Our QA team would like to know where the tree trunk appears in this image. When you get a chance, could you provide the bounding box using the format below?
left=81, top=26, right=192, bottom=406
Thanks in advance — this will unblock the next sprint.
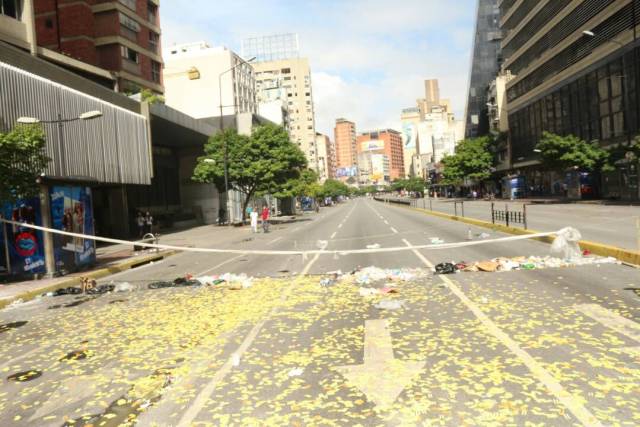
left=241, top=193, right=252, bottom=222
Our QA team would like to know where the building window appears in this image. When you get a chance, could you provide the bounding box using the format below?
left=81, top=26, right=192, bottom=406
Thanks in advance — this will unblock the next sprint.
left=45, top=18, right=53, bottom=28
left=0, top=0, right=20, bottom=19
left=151, top=61, right=161, bottom=83
left=281, top=68, right=291, bottom=74
left=149, top=31, right=159, bottom=53
left=119, top=12, right=140, bottom=41
left=119, top=0, right=136, bottom=10
left=121, top=45, right=139, bottom=63
left=148, top=2, right=158, bottom=24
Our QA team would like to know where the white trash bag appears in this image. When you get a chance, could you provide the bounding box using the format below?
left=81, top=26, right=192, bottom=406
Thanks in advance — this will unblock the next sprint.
left=551, top=227, right=582, bottom=260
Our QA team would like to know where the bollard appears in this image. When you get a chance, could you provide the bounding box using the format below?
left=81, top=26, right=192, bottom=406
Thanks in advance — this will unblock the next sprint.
left=454, top=202, right=458, bottom=217
left=505, top=203, right=510, bottom=227
left=491, top=202, right=495, bottom=224
left=523, top=204, right=528, bottom=230
left=461, top=201, right=465, bottom=218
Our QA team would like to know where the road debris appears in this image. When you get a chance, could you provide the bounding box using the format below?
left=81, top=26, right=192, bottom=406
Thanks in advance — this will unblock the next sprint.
left=441, top=255, right=619, bottom=274
left=374, top=299, right=406, bottom=310
left=288, top=367, right=305, bottom=377
left=366, top=243, right=381, bottom=249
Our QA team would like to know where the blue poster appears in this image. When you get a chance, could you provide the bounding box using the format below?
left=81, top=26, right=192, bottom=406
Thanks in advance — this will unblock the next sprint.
left=0, top=198, right=46, bottom=275
left=50, top=186, right=96, bottom=273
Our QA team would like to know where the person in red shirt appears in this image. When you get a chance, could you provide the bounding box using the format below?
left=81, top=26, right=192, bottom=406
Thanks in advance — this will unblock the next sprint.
left=261, top=206, right=270, bottom=233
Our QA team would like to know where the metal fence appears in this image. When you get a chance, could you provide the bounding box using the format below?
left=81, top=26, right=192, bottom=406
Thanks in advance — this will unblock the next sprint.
left=0, top=61, right=151, bottom=185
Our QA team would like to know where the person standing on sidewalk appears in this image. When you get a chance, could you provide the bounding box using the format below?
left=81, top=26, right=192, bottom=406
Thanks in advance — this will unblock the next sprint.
left=261, top=206, right=270, bottom=233
left=136, top=212, right=145, bottom=237
left=144, top=211, right=154, bottom=235
left=250, top=208, right=259, bottom=233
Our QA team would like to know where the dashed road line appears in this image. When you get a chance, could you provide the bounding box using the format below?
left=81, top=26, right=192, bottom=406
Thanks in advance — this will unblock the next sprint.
left=330, top=232, right=337, bottom=239
left=402, top=237, right=603, bottom=427
left=390, top=227, right=398, bottom=234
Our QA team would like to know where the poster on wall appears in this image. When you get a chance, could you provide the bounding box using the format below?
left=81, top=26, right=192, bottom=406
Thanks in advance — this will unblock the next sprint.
left=0, top=198, right=46, bottom=275
left=50, top=186, right=96, bottom=273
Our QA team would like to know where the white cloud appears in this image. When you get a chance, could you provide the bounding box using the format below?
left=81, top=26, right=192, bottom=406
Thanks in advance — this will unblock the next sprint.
left=160, top=0, right=476, bottom=137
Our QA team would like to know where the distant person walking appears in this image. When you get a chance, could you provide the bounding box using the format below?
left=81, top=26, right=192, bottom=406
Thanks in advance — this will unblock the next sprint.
left=136, top=212, right=145, bottom=237
left=250, top=208, right=259, bottom=233
left=261, top=206, right=270, bottom=233
left=144, top=211, right=153, bottom=235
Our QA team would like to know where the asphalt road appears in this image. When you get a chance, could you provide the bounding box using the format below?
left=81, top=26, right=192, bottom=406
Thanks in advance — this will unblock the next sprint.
left=414, top=198, right=640, bottom=251
left=0, top=198, right=639, bottom=426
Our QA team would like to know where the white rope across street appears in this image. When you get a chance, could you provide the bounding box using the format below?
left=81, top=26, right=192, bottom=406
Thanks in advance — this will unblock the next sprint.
left=0, top=218, right=564, bottom=257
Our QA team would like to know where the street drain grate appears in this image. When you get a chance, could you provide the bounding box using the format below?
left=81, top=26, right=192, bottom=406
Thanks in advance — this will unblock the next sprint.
left=0, top=321, right=27, bottom=333
left=7, top=370, right=42, bottom=382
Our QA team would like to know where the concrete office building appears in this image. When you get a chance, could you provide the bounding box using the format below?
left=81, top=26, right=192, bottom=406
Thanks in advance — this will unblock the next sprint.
left=502, top=0, right=640, bottom=200
left=243, top=34, right=318, bottom=172
left=418, top=79, right=442, bottom=119
left=357, top=129, right=404, bottom=181
left=334, top=118, right=358, bottom=181
left=487, top=71, right=515, bottom=172
left=464, top=0, right=502, bottom=138
left=163, top=42, right=256, bottom=120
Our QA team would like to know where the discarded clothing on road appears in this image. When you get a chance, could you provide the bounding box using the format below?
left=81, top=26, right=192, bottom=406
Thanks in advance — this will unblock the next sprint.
left=148, top=277, right=200, bottom=289
left=434, top=262, right=457, bottom=275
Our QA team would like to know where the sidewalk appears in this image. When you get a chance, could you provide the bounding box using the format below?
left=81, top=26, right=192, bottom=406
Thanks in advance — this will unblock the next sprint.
left=0, top=222, right=262, bottom=309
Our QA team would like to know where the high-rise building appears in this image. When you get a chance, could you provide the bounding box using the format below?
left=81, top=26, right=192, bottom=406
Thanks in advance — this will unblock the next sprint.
left=464, top=0, right=502, bottom=138
left=32, top=0, right=164, bottom=94
left=163, top=42, right=256, bottom=120
left=315, top=133, right=335, bottom=182
left=401, top=107, right=422, bottom=177
left=244, top=34, right=318, bottom=172
left=357, top=129, right=404, bottom=181
left=334, top=118, right=358, bottom=181
left=418, top=79, right=441, bottom=117
left=502, top=0, right=639, bottom=200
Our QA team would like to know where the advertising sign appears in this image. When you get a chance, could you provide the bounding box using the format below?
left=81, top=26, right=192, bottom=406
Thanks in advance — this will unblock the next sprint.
left=402, top=123, right=417, bottom=149
left=50, top=186, right=96, bottom=272
left=336, top=167, right=358, bottom=178
left=360, top=140, right=385, bottom=152
left=0, top=198, right=46, bottom=275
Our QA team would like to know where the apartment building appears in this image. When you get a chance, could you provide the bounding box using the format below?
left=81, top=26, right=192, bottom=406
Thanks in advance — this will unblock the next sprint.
left=30, top=0, right=163, bottom=93
left=334, top=118, right=358, bottom=180
left=243, top=34, right=318, bottom=172
left=357, top=129, right=405, bottom=181
left=502, top=0, right=640, bottom=200
left=315, top=133, right=335, bottom=182
left=163, top=42, right=256, bottom=120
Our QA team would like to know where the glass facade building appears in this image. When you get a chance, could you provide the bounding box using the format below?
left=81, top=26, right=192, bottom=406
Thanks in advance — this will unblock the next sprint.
left=504, top=0, right=640, bottom=200
left=464, top=0, right=502, bottom=138
left=241, top=33, right=299, bottom=63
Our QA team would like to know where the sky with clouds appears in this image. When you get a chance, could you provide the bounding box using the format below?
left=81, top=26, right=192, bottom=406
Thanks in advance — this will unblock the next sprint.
left=160, top=0, right=477, bottom=136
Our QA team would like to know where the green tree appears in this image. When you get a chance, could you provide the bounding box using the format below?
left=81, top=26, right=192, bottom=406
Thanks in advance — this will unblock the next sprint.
left=319, top=179, right=349, bottom=200
left=272, top=168, right=320, bottom=199
left=140, top=89, right=165, bottom=105
left=441, top=136, right=494, bottom=185
left=0, top=125, right=50, bottom=203
left=193, top=124, right=307, bottom=219
left=536, top=132, right=611, bottom=173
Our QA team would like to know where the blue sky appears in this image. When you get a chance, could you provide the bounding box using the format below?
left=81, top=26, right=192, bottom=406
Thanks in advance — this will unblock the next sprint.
left=160, top=0, right=477, bottom=135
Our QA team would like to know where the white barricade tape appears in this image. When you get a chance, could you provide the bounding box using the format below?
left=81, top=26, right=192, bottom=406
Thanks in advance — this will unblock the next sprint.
left=0, top=218, right=562, bottom=257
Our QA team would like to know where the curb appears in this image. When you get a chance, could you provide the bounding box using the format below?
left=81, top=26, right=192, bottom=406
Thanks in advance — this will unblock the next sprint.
left=0, top=250, right=179, bottom=310
left=386, top=201, right=640, bottom=266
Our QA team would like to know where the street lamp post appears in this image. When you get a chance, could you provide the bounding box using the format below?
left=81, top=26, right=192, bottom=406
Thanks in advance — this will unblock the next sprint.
left=217, top=56, right=255, bottom=225
left=15, top=110, right=103, bottom=278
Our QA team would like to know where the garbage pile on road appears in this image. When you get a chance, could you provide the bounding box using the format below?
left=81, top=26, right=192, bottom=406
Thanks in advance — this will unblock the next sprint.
left=194, top=273, right=254, bottom=290
left=321, top=266, right=428, bottom=287
left=435, top=254, right=619, bottom=274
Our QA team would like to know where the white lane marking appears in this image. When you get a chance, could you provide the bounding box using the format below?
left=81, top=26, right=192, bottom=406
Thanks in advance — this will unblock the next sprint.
left=267, top=236, right=283, bottom=246
left=338, top=224, right=343, bottom=229
left=575, top=304, right=640, bottom=343
left=178, top=202, right=355, bottom=425
left=178, top=241, right=325, bottom=427
left=383, top=220, right=389, bottom=225
left=402, top=238, right=603, bottom=427
left=390, top=227, right=398, bottom=234
left=331, top=232, right=337, bottom=239
left=194, top=254, right=247, bottom=277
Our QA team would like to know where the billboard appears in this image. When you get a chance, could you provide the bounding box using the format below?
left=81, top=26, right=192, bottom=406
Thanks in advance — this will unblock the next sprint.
left=336, top=166, right=358, bottom=177
left=360, top=140, right=385, bottom=152
left=0, top=198, right=46, bottom=275
left=402, top=123, right=418, bottom=149
left=50, top=186, right=96, bottom=272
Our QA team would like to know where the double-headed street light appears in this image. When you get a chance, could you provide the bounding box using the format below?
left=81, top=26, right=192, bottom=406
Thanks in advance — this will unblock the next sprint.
left=218, top=56, right=256, bottom=225
left=17, top=110, right=103, bottom=124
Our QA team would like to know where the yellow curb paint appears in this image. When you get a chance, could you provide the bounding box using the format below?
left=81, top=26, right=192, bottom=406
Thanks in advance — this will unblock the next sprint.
left=388, top=202, right=640, bottom=266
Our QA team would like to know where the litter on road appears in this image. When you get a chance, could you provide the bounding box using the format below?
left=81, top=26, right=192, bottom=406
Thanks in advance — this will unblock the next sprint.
left=436, top=255, right=619, bottom=274
left=374, top=299, right=406, bottom=310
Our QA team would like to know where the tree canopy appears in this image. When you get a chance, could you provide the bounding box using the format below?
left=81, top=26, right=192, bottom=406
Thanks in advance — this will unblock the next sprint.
left=193, top=124, right=307, bottom=217
left=536, top=132, right=611, bottom=173
left=318, top=179, right=350, bottom=199
left=0, top=125, right=50, bottom=204
left=390, top=177, right=426, bottom=196
left=441, top=136, right=494, bottom=185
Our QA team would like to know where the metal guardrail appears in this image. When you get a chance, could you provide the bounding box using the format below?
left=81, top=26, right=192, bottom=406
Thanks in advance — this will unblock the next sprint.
left=491, top=203, right=528, bottom=229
